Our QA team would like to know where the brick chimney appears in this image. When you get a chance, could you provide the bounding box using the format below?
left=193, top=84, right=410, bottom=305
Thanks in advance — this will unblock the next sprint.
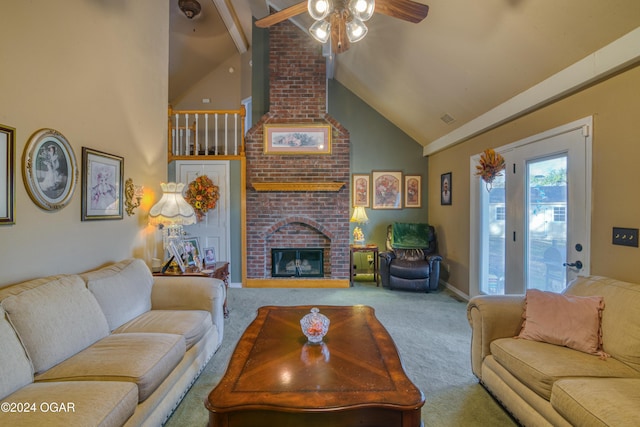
left=245, top=18, right=350, bottom=283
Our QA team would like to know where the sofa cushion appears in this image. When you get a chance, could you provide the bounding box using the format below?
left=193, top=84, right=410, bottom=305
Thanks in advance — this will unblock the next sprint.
left=1, top=275, right=110, bottom=374
left=491, top=337, right=640, bottom=400
left=0, top=381, right=137, bottom=427
left=552, top=378, right=640, bottom=427
left=0, top=306, right=33, bottom=400
left=518, top=289, right=604, bottom=355
left=113, top=310, right=212, bottom=349
left=82, top=258, right=154, bottom=331
left=35, top=332, right=185, bottom=402
left=565, top=276, right=640, bottom=371
left=389, top=258, right=430, bottom=279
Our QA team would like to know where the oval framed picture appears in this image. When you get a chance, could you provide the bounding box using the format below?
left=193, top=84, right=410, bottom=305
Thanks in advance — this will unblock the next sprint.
left=23, top=128, right=78, bottom=211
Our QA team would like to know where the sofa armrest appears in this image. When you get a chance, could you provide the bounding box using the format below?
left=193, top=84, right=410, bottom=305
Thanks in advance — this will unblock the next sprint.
left=467, top=295, right=526, bottom=379
left=151, top=276, right=226, bottom=343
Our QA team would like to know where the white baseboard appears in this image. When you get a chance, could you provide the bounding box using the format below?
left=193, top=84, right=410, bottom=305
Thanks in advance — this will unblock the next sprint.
left=441, top=280, right=469, bottom=302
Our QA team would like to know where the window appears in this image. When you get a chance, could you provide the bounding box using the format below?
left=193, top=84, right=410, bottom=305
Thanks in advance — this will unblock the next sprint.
left=496, top=206, right=505, bottom=221
left=553, top=206, right=566, bottom=222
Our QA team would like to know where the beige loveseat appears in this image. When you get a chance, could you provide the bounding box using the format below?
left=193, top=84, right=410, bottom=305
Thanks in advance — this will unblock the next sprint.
left=468, top=275, right=640, bottom=426
left=0, top=258, right=225, bottom=426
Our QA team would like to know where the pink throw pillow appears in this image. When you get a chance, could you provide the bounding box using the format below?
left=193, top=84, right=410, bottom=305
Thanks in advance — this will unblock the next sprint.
left=518, top=289, right=605, bottom=355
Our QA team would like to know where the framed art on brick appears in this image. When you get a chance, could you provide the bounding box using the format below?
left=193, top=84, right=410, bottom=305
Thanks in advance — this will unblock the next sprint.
left=264, top=124, right=331, bottom=155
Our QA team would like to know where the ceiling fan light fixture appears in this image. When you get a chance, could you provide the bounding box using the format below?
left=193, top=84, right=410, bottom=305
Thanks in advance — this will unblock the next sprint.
left=348, top=0, right=375, bottom=21
left=179, top=0, right=202, bottom=19
left=308, top=0, right=332, bottom=21
left=346, top=18, right=368, bottom=43
left=309, top=19, right=331, bottom=43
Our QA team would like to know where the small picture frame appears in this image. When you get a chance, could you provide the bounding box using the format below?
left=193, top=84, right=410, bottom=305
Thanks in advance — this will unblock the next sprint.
left=182, top=237, right=202, bottom=266
left=23, top=128, right=78, bottom=211
left=264, top=124, right=331, bottom=155
left=169, top=241, right=186, bottom=273
left=352, top=174, right=370, bottom=207
left=1, top=124, right=15, bottom=224
left=203, top=246, right=217, bottom=268
left=81, top=147, right=124, bottom=220
left=441, top=172, right=452, bottom=205
left=372, top=171, right=402, bottom=209
left=404, top=175, right=422, bottom=208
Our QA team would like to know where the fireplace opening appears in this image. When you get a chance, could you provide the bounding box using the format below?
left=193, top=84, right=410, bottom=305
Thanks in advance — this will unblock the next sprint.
left=271, top=248, right=324, bottom=278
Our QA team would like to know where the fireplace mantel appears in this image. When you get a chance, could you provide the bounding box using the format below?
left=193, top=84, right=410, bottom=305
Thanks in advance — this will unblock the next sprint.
left=251, top=182, right=345, bottom=192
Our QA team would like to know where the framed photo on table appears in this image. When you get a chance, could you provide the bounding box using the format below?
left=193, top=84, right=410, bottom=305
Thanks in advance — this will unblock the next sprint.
left=441, top=172, right=452, bottom=205
left=372, top=171, right=402, bottom=209
left=182, top=237, right=202, bottom=267
left=81, top=147, right=123, bottom=220
left=0, top=124, right=15, bottom=224
left=23, top=128, right=78, bottom=211
left=168, top=241, right=186, bottom=273
left=264, top=124, right=331, bottom=155
left=404, top=175, right=422, bottom=208
left=352, top=174, right=370, bottom=207
left=203, top=247, right=217, bottom=268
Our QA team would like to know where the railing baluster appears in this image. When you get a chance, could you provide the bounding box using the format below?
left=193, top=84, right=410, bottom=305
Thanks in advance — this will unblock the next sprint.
left=205, top=114, right=209, bottom=155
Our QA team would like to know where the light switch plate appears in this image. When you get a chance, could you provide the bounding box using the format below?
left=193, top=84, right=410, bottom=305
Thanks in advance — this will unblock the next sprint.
left=612, top=227, right=639, bottom=247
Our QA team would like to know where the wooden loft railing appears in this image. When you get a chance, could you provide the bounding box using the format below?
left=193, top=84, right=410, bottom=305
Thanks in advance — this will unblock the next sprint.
left=167, top=105, right=246, bottom=162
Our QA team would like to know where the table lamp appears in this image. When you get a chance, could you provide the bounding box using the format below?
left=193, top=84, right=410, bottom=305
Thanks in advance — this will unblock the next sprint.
left=350, top=206, right=369, bottom=245
left=148, top=182, right=196, bottom=267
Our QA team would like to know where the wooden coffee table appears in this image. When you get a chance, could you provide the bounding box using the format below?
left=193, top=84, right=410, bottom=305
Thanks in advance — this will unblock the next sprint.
left=206, top=305, right=424, bottom=427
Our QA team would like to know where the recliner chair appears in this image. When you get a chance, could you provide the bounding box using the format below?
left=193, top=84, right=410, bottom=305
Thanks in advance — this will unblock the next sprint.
left=379, top=223, right=442, bottom=292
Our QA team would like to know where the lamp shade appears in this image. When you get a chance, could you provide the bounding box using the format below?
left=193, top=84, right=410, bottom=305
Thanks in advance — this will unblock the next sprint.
left=309, top=19, right=331, bottom=43
left=346, top=18, right=368, bottom=43
left=349, top=0, right=375, bottom=21
left=148, top=182, right=196, bottom=226
left=308, top=0, right=332, bottom=20
left=350, top=206, right=369, bottom=224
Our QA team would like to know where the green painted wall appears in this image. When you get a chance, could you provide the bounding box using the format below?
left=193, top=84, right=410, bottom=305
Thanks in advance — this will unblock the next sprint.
left=328, top=79, right=429, bottom=251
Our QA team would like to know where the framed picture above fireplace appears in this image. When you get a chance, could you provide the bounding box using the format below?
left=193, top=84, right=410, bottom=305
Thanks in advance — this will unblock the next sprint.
left=264, top=124, right=331, bottom=155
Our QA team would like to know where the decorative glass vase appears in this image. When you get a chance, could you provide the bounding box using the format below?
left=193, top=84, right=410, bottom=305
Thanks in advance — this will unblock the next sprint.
left=300, top=307, right=330, bottom=343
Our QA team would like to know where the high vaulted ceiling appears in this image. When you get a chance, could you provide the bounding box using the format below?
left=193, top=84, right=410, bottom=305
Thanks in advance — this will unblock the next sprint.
left=169, top=0, right=640, bottom=151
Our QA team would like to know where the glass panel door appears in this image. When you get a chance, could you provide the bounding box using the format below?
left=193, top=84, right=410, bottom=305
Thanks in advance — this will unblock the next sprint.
left=527, top=156, right=567, bottom=291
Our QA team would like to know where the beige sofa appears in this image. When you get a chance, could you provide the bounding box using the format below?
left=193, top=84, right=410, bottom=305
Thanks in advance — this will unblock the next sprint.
left=468, top=275, right=640, bottom=426
left=0, top=258, right=225, bottom=427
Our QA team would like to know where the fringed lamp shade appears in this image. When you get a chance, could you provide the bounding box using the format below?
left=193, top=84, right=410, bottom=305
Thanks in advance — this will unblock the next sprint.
left=149, top=182, right=196, bottom=261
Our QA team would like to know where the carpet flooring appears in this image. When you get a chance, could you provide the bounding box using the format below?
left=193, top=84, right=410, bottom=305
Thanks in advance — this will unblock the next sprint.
left=165, top=281, right=517, bottom=426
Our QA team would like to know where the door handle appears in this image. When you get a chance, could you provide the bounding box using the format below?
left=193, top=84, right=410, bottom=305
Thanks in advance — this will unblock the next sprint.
left=563, top=260, right=583, bottom=269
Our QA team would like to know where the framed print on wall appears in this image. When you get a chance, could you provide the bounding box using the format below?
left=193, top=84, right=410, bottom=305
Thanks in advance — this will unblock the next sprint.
left=372, top=171, right=402, bottom=209
left=0, top=124, right=15, bottom=224
left=441, top=172, right=452, bottom=205
left=264, top=124, right=331, bottom=154
left=81, top=147, right=123, bottom=220
left=404, top=175, right=422, bottom=208
left=23, top=128, right=78, bottom=211
left=352, top=174, right=370, bottom=207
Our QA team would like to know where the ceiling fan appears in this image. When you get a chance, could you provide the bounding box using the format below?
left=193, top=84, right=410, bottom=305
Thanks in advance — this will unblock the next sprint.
left=255, top=0, right=429, bottom=54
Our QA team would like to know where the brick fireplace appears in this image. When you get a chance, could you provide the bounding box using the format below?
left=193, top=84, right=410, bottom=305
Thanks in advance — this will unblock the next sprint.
left=244, top=19, right=350, bottom=285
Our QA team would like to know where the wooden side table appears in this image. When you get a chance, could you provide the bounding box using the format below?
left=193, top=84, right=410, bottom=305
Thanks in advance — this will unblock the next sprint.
left=153, top=261, right=230, bottom=317
left=350, top=244, right=379, bottom=286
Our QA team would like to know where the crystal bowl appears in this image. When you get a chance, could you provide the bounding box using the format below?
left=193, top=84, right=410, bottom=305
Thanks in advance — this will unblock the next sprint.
left=300, top=307, right=330, bottom=343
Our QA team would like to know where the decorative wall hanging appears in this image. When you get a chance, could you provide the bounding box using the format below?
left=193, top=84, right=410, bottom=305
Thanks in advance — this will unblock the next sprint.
left=0, top=124, right=15, bottom=224
left=372, top=171, right=402, bottom=209
left=475, top=148, right=505, bottom=191
left=352, top=174, right=370, bottom=207
left=184, top=174, right=219, bottom=221
left=404, top=174, right=422, bottom=208
left=81, top=147, right=123, bottom=221
left=23, top=128, right=78, bottom=211
left=441, top=172, right=452, bottom=205
left=264, top=124, right=331, bottom=155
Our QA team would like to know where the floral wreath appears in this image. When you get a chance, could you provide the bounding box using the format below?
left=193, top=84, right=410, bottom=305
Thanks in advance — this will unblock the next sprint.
left=475, top=148, right=505, bottom=191
left=184, top=175, right=219, bottom=221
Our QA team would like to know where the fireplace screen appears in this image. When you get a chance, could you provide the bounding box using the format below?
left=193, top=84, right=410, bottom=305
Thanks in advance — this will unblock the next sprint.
left=271, top=248, right=324, bottom=278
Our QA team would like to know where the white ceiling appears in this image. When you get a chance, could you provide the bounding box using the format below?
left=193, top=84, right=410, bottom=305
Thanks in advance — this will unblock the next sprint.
left=169, top=0, right=640, bottom=149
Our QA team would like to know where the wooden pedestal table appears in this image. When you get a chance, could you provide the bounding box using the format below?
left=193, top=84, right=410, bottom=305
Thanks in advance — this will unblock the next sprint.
left=206, top=305, right=424, bottom=427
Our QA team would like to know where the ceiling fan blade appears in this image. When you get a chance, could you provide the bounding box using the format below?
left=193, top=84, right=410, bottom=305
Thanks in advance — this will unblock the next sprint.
left=255, top=2, right=308, bottom=28
left=375, top=0, right=429, bottom=23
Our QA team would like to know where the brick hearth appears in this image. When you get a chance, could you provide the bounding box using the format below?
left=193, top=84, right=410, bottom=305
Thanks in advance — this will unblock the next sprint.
left=245, top=19, right=350, bottom=283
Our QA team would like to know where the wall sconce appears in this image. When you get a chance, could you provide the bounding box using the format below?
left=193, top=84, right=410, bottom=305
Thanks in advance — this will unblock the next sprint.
left=125, top=178, right=144, bottom=216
